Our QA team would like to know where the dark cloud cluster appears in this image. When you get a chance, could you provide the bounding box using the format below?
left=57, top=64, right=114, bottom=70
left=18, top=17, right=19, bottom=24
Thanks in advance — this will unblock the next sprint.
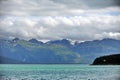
left=51, top=0, right=120, bottom=9
left=0, top=0, right=120, bottom=16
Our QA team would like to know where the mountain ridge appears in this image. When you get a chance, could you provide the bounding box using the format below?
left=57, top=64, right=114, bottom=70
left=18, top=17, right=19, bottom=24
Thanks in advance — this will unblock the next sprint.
left=0, top=38, right=120, bottom=64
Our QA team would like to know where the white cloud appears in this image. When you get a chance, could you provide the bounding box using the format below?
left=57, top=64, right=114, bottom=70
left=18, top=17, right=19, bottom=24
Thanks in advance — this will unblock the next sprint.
left=95, top=32, right=120, bottom=40
left=0, top=0, right=120, bottom=41
left=0, top=14, right=120, bottom=41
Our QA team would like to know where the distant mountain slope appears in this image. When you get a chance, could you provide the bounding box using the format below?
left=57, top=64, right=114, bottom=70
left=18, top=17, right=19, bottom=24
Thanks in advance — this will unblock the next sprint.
left=0, top=38, right=120, bottom=64
left=72, top=38, right=120, bottom=63
left=0, top=56, right=22, bottom=64
left=0, top=38, right=80, bottom=64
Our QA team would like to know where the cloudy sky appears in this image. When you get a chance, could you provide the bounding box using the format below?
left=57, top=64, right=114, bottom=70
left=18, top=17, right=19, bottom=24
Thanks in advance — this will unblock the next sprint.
left=0, top=0, right=120, bottom=42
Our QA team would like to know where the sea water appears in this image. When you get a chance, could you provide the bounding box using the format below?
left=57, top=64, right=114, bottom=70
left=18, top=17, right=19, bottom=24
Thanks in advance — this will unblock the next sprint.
left=0, top=64, right=120, bottom=80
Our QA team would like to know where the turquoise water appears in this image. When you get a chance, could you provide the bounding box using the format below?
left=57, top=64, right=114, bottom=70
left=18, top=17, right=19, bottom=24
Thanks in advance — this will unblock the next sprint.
left=0, top=64, right=120, bottom=80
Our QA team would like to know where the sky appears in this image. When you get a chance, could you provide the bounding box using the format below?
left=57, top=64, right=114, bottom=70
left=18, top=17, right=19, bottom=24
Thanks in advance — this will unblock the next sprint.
left=0, top=0, right=120, bottom=42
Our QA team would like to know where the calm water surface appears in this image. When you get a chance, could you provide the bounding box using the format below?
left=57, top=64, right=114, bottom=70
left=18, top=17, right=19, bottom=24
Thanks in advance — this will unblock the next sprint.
left=0, top=64, right=120, bottom=80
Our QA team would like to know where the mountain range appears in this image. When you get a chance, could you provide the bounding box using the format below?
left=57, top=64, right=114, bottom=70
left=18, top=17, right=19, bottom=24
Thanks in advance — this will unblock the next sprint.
left=0, top=38, right=120, bottom=64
